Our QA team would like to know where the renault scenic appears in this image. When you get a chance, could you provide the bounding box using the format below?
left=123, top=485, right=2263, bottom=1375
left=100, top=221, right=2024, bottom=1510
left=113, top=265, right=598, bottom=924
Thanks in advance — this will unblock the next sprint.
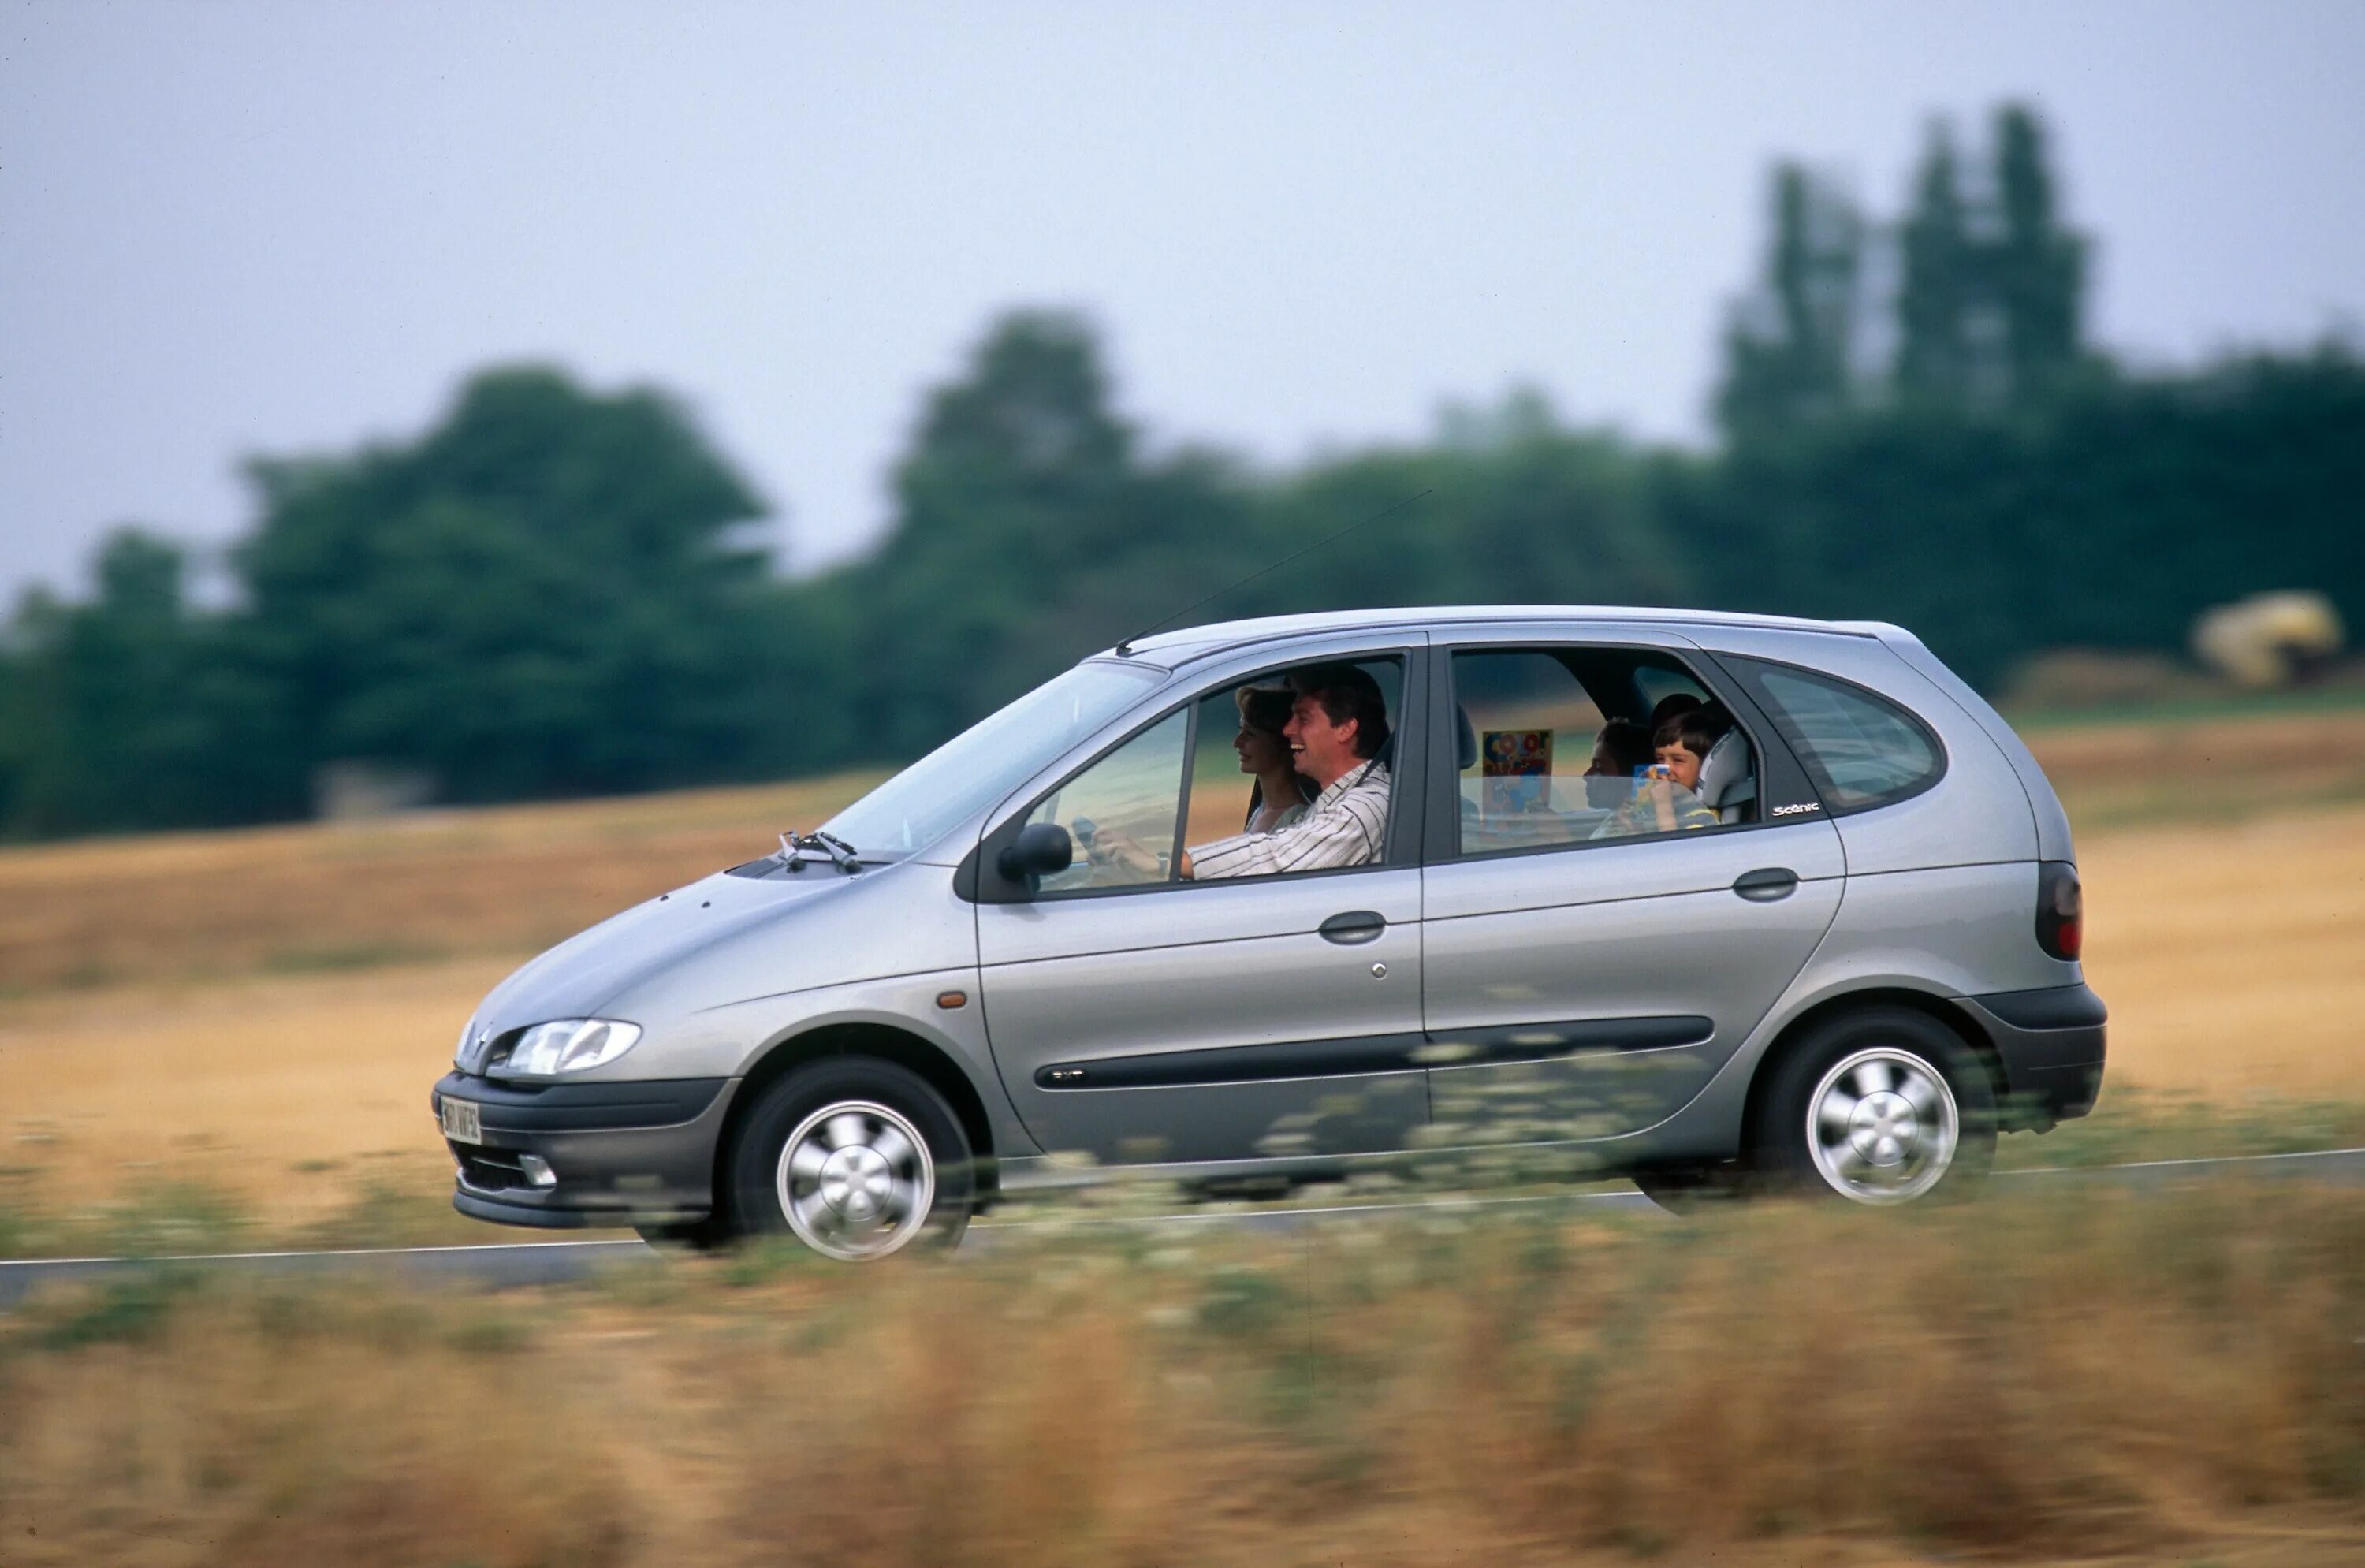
left=431, top=607, right=2106, bottom=1259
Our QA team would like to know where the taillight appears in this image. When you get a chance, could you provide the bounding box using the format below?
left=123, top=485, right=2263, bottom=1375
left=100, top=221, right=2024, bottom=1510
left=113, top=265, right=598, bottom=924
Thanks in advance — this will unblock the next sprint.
left=2036, top=861, right=2083, bottom=960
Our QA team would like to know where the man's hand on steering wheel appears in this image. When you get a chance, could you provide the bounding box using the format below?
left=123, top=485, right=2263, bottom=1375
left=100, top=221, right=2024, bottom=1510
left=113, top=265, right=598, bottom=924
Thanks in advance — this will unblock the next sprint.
left=1082, top=822, right=1160, bottom=877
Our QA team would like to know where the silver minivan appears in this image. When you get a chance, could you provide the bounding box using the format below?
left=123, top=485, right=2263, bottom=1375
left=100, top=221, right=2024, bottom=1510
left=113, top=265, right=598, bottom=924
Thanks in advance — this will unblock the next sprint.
left=432, top=607, right=2105, bottom=1259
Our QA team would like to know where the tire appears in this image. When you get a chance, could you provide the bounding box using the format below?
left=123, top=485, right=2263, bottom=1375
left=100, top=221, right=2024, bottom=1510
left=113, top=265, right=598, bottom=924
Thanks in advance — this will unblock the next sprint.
left=632, top=1216, right=732, bottom=1253
left=723, top=1057, right=974, bottom=1260
left=1755, top=1007, right=1994, bottom=1207
left=1630, top=1163, right=1751, bottom=1216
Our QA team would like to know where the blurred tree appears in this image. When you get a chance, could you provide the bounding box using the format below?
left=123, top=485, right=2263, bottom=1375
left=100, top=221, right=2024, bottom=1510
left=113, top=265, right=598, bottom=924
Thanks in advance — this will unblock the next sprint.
left=1993, top=104, right=2088, bottom=393
left=1672, top=344, right=2365, bottom=688
left=1715, top=163, right=1867, bottom=440
left=2, top=102, right=2357, bottom=842
left=1894, top=104, right=2088, bottom=407
left=1251, top=392, right=1681, bottom=620
left=0, top=530, right=291, bottom=836
left=828, top=329, right=1685, bottom=777
left=231, top=366, right=793, bottom=803
left=838, top=309, right=1261, bottom=760
left=1894, top=121, right=1977, bottom=401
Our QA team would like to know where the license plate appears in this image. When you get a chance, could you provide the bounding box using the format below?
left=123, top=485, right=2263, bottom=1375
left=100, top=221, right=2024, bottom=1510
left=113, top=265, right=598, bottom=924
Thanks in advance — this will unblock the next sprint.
left=441, top=1094, right=482, bottom=1144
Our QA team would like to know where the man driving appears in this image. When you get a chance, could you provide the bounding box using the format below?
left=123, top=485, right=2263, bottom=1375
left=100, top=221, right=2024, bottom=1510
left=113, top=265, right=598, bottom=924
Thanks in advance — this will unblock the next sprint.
left=1089, top=663, right=1391, bottom=881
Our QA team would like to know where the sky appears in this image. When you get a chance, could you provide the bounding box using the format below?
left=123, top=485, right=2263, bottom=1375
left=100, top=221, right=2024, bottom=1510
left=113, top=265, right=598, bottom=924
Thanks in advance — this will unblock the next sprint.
left=4, top=2, right=2362, bottom=604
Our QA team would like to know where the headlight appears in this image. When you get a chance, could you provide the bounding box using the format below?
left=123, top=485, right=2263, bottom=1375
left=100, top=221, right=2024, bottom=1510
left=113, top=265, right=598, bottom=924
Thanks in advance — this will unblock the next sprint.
left=494, top=1019, right=642, bottom=1078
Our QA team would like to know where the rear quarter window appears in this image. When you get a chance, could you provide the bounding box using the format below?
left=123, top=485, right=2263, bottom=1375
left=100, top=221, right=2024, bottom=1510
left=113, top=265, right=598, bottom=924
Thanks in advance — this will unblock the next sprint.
left=1725, top=657, right=1944, bottom=812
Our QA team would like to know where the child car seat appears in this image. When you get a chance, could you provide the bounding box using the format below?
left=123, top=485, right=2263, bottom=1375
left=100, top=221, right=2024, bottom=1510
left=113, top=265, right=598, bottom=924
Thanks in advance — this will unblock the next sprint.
left=1694, top=728, right=1756, bottom=824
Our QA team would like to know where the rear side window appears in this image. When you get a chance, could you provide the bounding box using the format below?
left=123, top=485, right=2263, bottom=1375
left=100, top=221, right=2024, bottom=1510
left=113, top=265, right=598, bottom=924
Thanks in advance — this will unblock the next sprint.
left=1445, top=645, right=1758, bottom=855
left=1726, top=658, right=1942, bottom=812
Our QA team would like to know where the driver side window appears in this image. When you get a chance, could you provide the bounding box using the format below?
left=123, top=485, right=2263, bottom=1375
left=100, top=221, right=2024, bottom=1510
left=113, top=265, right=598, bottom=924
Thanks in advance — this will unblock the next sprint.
left=1022, top=709, right=1189, bottom=894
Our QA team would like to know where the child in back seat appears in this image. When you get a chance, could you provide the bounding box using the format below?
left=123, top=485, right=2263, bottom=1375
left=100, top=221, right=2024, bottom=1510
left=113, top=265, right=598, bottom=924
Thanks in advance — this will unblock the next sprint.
left=1598, top=706, right=1730, bottom=836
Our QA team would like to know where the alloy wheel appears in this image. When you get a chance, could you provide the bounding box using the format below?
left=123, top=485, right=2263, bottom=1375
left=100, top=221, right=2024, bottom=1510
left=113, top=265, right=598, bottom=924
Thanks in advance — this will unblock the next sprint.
left=1804, top=1047, right=1960, bottom=1205
left=775, top=1099, right=937, bottom=1261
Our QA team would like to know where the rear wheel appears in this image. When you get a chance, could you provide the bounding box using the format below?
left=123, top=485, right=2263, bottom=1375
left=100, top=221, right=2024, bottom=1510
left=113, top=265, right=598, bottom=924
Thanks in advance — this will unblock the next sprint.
left=724, top=1058, right=974, bottom=1260
left=1756, top=1007, right=1994, bottom=1206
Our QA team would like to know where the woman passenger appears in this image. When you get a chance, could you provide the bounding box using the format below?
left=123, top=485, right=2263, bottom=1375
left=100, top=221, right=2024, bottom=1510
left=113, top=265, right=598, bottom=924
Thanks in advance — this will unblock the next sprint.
left=1583, top=718, right=1654, bottom=808
left=1235, top=685, right=1320, bottom=832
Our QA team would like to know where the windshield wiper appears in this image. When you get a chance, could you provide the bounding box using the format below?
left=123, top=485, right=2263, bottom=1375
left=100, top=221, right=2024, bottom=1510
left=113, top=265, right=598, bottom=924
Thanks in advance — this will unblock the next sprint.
left=777, top=829, right=861, bottom=874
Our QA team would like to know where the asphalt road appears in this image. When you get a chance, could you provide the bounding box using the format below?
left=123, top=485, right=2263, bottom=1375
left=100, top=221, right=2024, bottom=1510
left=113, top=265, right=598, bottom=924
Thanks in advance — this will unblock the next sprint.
left=6, top=1145, right=2362, bottom=1312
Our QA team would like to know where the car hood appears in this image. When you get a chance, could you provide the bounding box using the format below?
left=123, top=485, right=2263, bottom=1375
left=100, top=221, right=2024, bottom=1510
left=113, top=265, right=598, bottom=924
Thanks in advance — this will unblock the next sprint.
left=467, top=860, right=895, bottom=1045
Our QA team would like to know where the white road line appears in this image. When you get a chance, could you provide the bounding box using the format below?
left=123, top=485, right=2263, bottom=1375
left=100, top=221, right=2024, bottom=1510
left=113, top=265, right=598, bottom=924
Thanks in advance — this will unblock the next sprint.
left=1995, top=1144, right=2365, bottom=1177
left=0, top=1238, right=645, bottom=1270
left=976, top=1187, right=1643, bottom=1230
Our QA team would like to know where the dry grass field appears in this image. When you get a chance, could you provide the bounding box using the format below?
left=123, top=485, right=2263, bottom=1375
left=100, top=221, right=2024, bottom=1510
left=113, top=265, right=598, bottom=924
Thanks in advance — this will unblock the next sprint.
left=2, top=704, right=2362, bottom=1228
left=6, top=1185, right=2364, bottom=1566
left=5, top=704, right=2365, bottom=1566
left=0, top=772, right=881, bottom=994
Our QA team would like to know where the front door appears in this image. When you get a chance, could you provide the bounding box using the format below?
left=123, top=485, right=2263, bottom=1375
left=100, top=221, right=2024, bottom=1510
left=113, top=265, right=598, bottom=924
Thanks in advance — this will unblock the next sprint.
left=977, top=651, right=1428, bottom=1167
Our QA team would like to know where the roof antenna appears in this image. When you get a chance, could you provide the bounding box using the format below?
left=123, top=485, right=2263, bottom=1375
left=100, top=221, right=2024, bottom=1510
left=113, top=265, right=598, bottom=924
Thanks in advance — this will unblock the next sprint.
left=1113, top=488, right=1432, bottom=657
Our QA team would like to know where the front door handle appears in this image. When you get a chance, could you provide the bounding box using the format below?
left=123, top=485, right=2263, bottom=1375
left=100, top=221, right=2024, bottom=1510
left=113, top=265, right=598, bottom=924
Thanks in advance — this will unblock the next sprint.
left=1733, top=868, right=1799, bottom=902
left=1319, top=910, right=1387, bottom=944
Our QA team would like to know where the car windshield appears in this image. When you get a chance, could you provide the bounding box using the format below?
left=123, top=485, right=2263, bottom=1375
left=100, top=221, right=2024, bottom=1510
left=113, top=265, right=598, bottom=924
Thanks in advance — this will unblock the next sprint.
left=821, top=661, right=1166, bottom=854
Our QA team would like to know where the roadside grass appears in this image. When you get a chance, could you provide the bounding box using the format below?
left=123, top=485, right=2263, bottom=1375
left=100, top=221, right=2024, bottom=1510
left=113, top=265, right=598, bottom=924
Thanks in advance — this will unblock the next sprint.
left=6, top=1182, right=2364, bottom=1566
left=0, top=1168, right=485, bottom=1262
left=1995, top=1085, right=2365, bottom=1171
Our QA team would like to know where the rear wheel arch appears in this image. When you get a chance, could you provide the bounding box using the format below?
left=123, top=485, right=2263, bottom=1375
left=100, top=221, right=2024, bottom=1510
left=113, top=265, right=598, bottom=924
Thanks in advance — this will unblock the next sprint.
left=717, top=1022, right=999, bottom=1218
left=1741, top=987, right=2006, bottom=1159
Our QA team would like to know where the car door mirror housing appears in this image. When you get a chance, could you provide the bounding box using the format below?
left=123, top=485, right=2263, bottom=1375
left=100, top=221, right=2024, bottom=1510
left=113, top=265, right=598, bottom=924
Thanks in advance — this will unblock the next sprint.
left=998, top=821, right=1074, bottom=885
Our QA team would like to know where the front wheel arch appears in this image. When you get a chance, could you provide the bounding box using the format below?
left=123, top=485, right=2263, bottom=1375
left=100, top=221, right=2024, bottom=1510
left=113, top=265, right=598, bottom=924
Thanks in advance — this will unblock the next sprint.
left=724, top=1056, right=974, bottom=1257
left=713, top=1022, right=999, bottom=1230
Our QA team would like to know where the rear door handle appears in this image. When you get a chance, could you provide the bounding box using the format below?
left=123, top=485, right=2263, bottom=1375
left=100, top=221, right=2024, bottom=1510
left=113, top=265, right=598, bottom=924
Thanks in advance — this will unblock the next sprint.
left=1733, top=868, right=1799, bottom=902
left=1319, top=910, right=1387, bottom=944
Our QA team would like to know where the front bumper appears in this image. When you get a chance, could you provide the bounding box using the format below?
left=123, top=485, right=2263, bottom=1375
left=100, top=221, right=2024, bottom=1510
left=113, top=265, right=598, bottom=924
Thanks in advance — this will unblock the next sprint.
left=430, top=1071, right=738, bottom=1229
left=1961, top=984, right=2107, bottom=1130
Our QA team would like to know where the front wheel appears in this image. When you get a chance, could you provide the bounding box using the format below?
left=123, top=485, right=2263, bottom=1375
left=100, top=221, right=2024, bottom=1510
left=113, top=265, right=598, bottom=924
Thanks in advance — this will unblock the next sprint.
left=1630, top=1163, right=1751, bottom=1215
left=1756, top=1008, right=1994, bottom=1206
left=724, top=1058, right=974, bottom=1260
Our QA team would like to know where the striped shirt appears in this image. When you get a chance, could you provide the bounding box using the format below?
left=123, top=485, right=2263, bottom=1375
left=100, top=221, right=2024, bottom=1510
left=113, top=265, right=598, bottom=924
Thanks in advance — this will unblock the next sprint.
left=1190, top=758, right=1391, bottom=879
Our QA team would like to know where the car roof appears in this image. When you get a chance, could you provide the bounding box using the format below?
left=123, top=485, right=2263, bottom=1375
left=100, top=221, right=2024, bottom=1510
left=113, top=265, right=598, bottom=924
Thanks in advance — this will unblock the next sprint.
left=1107, top=605, right=1894, bottom=666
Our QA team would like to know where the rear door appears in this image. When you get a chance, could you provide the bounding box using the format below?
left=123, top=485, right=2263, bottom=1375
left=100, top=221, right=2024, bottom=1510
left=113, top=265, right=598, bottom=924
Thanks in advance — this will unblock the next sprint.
left=1418, top=631, right=1844, bottom=1141
left=974, top=644, right=1432, bottom=1167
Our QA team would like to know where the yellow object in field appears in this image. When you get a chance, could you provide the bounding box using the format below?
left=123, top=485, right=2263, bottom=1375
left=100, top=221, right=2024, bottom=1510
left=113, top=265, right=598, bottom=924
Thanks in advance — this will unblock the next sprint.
left=2190, top=591, right=2345, bottom=688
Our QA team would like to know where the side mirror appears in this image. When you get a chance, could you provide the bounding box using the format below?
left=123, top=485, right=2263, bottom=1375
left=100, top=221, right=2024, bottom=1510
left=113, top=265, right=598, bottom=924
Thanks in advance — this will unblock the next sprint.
left=996, top=821, right=1074, bottom=885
